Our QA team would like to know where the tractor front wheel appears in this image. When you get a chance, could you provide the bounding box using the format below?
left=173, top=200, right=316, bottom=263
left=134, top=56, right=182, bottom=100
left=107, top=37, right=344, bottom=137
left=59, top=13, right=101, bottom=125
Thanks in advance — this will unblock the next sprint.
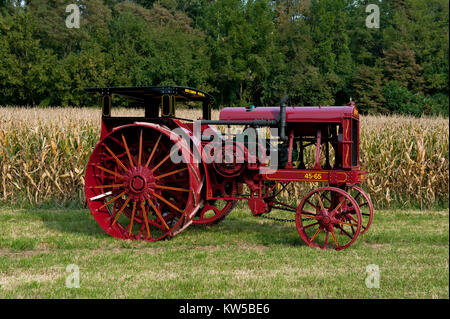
left=295, top=187, right=362, bottom=250
left=344, top=184, right=374, bottom=235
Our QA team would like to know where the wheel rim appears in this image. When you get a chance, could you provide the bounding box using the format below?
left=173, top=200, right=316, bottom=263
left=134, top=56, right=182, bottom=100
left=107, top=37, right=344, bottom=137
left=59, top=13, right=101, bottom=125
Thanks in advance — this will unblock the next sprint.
left=193, top=176, right=239, bottom=225
left=345, top=185, right=374, bottom=234
left=295, top=187, right=362, bottom=250
left=85, top=123, right=201, bottom=241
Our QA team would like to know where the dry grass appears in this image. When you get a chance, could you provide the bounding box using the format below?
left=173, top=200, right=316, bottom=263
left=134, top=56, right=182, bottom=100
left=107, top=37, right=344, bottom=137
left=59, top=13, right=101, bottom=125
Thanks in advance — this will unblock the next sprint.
left=0, top=106, right=448, bottom=208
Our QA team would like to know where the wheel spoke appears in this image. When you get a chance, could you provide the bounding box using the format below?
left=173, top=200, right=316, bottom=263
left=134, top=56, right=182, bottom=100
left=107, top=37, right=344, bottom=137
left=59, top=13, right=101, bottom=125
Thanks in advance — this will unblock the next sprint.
left=303, top=222, right=319, bottom=229
left=350, top=221, right=355, bottom=235
left=137, top=223, right=145, bottom=240
left=151, top=147, right=180, bottom=173
left=148, top=198, right=170, bottom=230
left=96, top=165, right=124, bottom=179
left=305, top=199, right=318, bottom=210
left=154, top=167, right=188, bottom=180
left=148, top=219, right=168, bottom=231
left=344, top=213, right=361, bottom=229
left=155, top=185, right=189, bottom=192
left=336, top=220, right=359, bottom=228
left=315, top=193, right=325, bottom=211
left=330, top=230, right=339, bottom=248
left=101, top=151, right=128, bottom=164
left=300, top=212, right=318, bottom=219
left=140, top=201, right=151, bottom=239
left=112, top=197, right=131, bottom=225
left=153, top=193, right=183, bottom=213
left=323, top=231, right=329, bottom=249
left=109, top=136, right=126, bottom=149
left=98, top=191, right=126, bottom=210
left=128, top=201, right=137, bottom=236
left=138, top=129, right=143, bottom=166
left=342, top=206, right=356, bottom=214
left=104, top=144, right=128, bottom=171
left=145, top=134, right=162, bottom=167
left=331, top=198, right=346, bottom=214
left=122, top=134, right=135, bottom=168
left=336, top=225, right=353, bottom=240
left=310, top=228, right=321, bottom=242
left=322, top=194, right=332, bottom=203
left=347, top=214, right=359, bottom=224
left=94, top=183, right=124, bottom=189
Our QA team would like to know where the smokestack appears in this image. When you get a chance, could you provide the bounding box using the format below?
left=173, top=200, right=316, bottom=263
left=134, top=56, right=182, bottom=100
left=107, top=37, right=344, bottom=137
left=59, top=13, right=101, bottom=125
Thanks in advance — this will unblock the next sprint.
left=279, top=95, right=289, bottom=141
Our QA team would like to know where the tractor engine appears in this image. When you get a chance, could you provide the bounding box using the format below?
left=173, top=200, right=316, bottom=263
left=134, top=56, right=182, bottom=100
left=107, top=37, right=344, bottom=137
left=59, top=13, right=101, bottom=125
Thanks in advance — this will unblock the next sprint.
left=212, top=142, right=246, bottom=177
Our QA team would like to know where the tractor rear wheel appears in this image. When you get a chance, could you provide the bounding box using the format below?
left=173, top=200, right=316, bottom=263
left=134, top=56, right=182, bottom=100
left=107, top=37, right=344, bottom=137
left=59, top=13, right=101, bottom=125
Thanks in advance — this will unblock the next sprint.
left=85, top=123, right=202, bottom=241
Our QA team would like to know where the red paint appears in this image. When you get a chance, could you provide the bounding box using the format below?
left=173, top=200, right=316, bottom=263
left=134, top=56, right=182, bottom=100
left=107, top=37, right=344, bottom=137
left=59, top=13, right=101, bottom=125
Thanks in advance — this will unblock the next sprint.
left=219, top=105, right=358, bottom=122
left=84, top=86, right=372, bottom=251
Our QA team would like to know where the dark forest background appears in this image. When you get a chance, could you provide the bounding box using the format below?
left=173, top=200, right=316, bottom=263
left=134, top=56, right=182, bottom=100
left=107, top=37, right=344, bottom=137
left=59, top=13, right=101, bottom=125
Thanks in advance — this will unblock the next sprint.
left=0, top=0, right=448, bottom=115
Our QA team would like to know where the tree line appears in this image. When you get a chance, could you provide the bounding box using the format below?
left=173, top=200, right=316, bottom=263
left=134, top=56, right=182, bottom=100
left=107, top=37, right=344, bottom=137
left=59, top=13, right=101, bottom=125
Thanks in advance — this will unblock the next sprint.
left=0, top=0, right=448, bottom=116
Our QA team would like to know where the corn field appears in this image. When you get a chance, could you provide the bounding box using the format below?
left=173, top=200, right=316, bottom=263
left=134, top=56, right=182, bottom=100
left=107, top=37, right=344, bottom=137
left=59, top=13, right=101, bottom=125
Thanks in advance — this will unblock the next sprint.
left=0, top=107, right=448, bottom=208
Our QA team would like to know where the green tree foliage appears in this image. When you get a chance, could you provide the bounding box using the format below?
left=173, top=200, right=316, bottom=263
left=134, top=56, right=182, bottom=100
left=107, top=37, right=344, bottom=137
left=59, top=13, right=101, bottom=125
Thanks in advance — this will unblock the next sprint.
left=309, top=0, right=354, bottom=105
left=382, top=81, right=424, bottom=117
left=0, top=0, right=448, bottom=115
left=106, top=3, right=210, bottom=88
left=383, top=42, right=424, bottom=92
left=274, top=0, right=323, bottom=105
left=0, top=10, right=59, bottom=105
left=200, top=0, right=281, bottom=106
left=353, top=64, right=386, bottom=114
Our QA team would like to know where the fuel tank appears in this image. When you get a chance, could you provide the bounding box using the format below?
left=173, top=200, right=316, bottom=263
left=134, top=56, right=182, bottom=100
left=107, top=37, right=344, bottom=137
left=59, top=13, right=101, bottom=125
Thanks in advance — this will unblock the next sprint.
left=219, top=105, right=357, bottom=123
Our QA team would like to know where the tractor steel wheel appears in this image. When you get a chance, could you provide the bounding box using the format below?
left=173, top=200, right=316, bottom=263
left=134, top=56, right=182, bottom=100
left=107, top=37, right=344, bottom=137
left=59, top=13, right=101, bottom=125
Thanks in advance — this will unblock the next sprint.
left=192, top=176, right=240, bottom=225
left=85, top=123, right=202, bottom=241
left=344, top=185, right=374, bottom=234
left=193, top=200, right=238, bottom=225
left=295, top=187, right=362, bottom=251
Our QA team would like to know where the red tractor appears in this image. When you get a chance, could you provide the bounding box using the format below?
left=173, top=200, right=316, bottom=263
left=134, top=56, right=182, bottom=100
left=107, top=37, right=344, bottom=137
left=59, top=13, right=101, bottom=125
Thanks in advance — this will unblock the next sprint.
left=84, top=86, right=373, bottom=250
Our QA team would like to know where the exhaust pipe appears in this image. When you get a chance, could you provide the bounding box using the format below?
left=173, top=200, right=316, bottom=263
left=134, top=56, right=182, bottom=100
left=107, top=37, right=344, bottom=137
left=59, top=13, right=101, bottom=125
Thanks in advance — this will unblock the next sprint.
left=279, top=95, right=289, bottom=141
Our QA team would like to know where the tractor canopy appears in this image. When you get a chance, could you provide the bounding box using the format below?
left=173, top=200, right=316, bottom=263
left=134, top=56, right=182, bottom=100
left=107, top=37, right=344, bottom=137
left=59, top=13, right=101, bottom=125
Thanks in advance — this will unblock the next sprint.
left=85, top=86, right=214, bottom=119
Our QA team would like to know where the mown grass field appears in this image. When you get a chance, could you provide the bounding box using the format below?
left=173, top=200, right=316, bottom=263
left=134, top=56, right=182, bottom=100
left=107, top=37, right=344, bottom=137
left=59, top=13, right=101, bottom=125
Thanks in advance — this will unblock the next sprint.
left=0, top=206, right=448, bottom=298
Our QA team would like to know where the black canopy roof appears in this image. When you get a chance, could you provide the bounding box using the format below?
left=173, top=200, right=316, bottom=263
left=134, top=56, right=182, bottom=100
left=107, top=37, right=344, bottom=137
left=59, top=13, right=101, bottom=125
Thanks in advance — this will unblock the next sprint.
left=84, top=86, right=214, bottom=103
